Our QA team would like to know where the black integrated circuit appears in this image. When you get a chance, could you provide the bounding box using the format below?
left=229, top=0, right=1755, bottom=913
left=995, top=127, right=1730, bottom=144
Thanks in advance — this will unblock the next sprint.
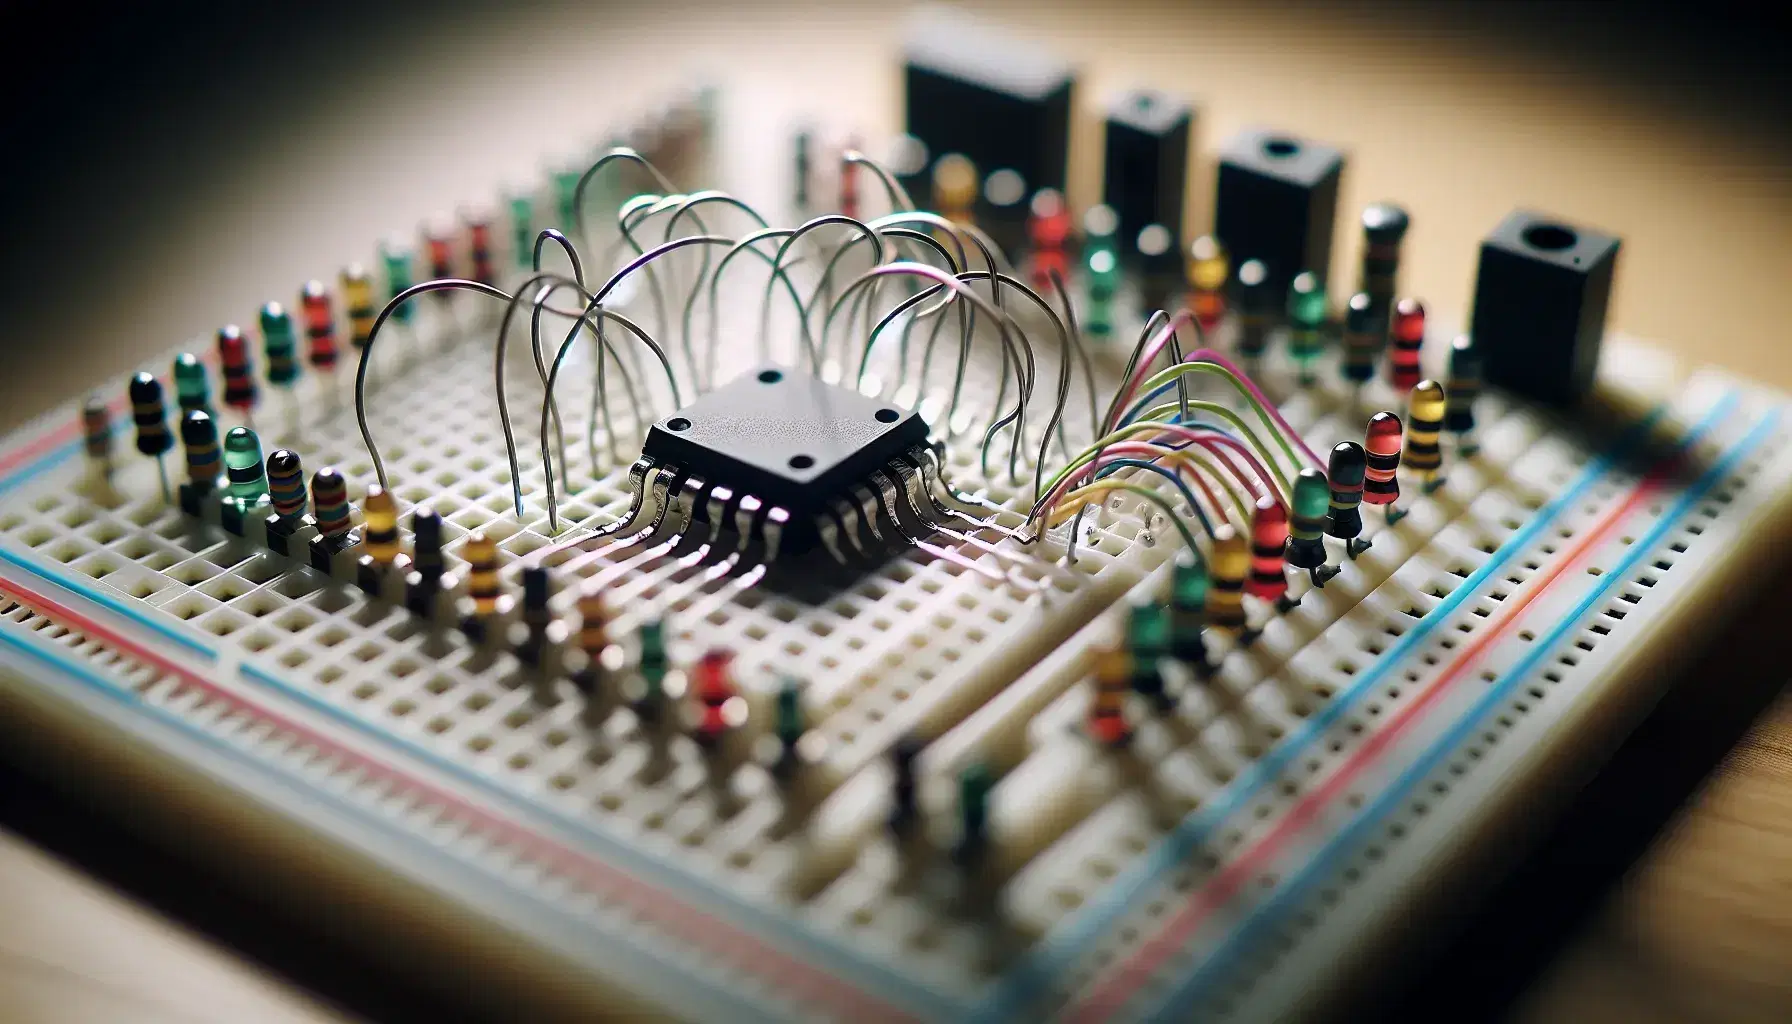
left=640, top=366, right=932, bottom=557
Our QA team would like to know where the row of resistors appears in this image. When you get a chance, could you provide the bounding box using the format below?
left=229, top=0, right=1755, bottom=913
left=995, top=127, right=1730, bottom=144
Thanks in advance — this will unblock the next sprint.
left=104, top=362, right=1005, bottom=868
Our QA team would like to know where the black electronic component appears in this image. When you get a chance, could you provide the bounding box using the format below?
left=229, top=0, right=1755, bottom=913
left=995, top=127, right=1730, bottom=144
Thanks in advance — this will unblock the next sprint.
left=1102, top=89, right=1193, bottom=262
left=640, top=366, right=931, bottom=556
left=903, top=7, right=1074, bottom=193
left=1213, top=128, right=1345, bottom=299
left=1470, top=210, right=1620, bottom=405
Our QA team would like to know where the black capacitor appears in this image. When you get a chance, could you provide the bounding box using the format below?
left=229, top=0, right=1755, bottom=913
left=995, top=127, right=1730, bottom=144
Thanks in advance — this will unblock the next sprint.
left=1235, top=259, right=1274, bottom=359
left=1214, top=128, right=1345, bottom=300
left=1359, top=202, right=1410, bottom=334
left=903, top=7, right=1074, bottom=193
left=1470, top=210, right=1620, bottom=405
left=1136, top=224, right=1179, bottom=315
left=1102, top=89, right=1193, bottom=264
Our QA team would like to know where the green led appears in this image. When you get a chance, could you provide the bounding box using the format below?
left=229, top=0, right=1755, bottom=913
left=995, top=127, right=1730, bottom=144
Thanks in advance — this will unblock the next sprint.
left=959, top=761, right=991, bottom=846
left=1126, top=598, right=1170, bottom=659
left=1171, top=552, right=1209, bottom=609
left=221, top=426, right=267, bottom=507
left=553, top=168, right=581, bottom=233
left=510, top=194, right=535, bottom=270
left=1292, top=468, right=1331, bottom=522
left=775, top=677, right=804, bottom=749
left=638, top=617, right=668, bottom=692
left=1287, top=271, right=1328, bottom=382
left=259, top=302, right=299, bottom=387
left=381, top=243, right=414, bottom=324
left=171, top=353, right=212, bottom=416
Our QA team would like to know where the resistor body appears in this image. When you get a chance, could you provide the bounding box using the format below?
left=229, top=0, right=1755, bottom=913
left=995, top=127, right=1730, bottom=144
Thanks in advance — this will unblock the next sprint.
left=463, top=530, right=502, bottom=617
left=265, top=450, right=307, bottom=519
left=1388, top=298, right=1425, bottom=393
left=468, top=216, right=495, bottom=286
left=1207, top=526, right=1249, bottom=631
left=300, top=282, right=339, bottom=372
left=216, top=326, right=258, bottom=415
left=1169, top=551, right=1209, bottom=664
left=341, top=265, right=376, bottom=348
left=1446, top=334, right=1481, bottom=453
left=575, top=588, right=612, bottom=697
left=1286, top=272, right=1327, bottom=384
left=259, top=302, right=299, bottom=388
left=1245, top=496, right=1290, bottom=602
left=426, top=226, right=453, bottom=281
left=359, top=485, right=400, bottom=566
left=1341, top=292, right=1380, bottom=386
left=1185, top=235, right=1227, bottom=331
left=1404, top=379, right=1448, bottom=484
left=82, top=396, right=112, bottom=467
left=180, top=410, right=221, bottom=490
left=382, top=245, right=415, bottom=324
left=1027, top=188, right=1071, bottom=288
left=310, top=467, right=353, bottom=542
left=1087, top=647, right=1133, bottom=747
left=1324, top=441, right=1367, bottom=541
left=1235, top=259, right=1272, bottom=360
left=221, top=427, right=267, bottom=506
left=1286, top=468, right=1331, bottom=571
left=1362, top=412, right=1403, bottom=506
left=1360, top=202, right=1410, bottom=333
left=172, top=353, right=212, bottom=416
left=129, top=373, right=174, bottom=459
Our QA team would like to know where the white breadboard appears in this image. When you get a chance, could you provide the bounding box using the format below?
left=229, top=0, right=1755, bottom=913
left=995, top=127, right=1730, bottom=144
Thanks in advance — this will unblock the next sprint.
left=3, top=103, right=1791, bottom=1024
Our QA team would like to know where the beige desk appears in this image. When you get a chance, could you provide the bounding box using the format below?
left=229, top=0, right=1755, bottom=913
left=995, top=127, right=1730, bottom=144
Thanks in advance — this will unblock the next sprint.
left=4, top=2, right=1788, bottom=1020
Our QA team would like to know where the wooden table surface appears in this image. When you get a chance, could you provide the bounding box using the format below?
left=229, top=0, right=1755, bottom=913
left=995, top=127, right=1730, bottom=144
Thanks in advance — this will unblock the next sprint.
left=2, top=3, right=1787, bottom=1021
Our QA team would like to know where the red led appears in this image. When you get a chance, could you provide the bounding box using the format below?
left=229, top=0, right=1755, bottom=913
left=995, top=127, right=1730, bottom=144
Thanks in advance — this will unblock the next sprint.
left=217, top=324, right=257, bottom=412
left=1388, top=296, right=1426, bottom=393
left=1363, top=410, right=1403, bottom=506
left=300, top=281, right=338, bottom=371
left=692, top=648, right=742, bottom=746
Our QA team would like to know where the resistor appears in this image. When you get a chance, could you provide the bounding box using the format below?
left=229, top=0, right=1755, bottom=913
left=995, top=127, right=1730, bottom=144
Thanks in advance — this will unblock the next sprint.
left=1286, top=467, right=1336, bottom=586
left=953, top=762, right=992, bottom=868
left=509, top=194, right=535, bottom=272
left=1359, top=201, right=1410, bottom=333
left=1363, top=411, right=1405, bottom=526
left=1388, top=297, right=1425, bottom=393
left=180, top=410, right=221, bottom=492
left=425, top=223, right=454, bottom=281
left=216, top=326, right=258, bottom=418
left=889, top=735, right=922, bottom=836
left=1125, top=596, right=1171, bottom=709
left=82, top=396, right=112, bottom=470
left=1169, top=551, right=1209, bottom=667
left=573, top=587, right=614, bottom=702
left=1185, top=235, right=1227, bottom=331
left=341, top=265, right=376, bottom=348
left=1325, top=441, right=1367, bottom=558
left=299, top=281, right=339, bottom=372
left=932, top=153, right=977, bottom=228
left=359, top=484, right=400, bottom=567
left=467, top=214, right=495, bottom=286
left=774, top=677, right=806, bottom=768
left=309, top=467, right=353, bottom=543
left=691, top=648, right=743, bottom=748
left=839, top=136, right=862, bottom=220
left=1446, top=334, right=1482, bottom=456
left=1082, top=204, right=1120, bottom=338
left=1286, top=271, right=1327, bottom=386
left=265, top=449, right=307, bottom=519
left=1027, top=188, right=1071, bottom=289
left=1340, top=291, right=1379, bottom=388
left=1207, top=525, right=1249, bottom=632
left=1235, top=258, right=1273, bottom=361
left=258, top=302, right=300, bottom=388
left=1087, top=646, right=1133, bottom=747
left=381, top=243, right=415, bottom=324
left=128, top=371, right=174, bottom=501
left=1245, top=495, right=1293, bottom=612
left=792, top=129, right=811, bottom=213
left=172, top=353, right=212, bottom=416
left=1404, top=379, right=1448, bottom=492
left=517, top=566, right=552, bottom=667
left=221, top=426, right=267, bottom=507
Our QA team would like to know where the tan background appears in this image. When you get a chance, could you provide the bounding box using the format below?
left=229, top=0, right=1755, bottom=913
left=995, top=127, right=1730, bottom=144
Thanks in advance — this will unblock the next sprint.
left=2, top=2, right=1787, bottom=1020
